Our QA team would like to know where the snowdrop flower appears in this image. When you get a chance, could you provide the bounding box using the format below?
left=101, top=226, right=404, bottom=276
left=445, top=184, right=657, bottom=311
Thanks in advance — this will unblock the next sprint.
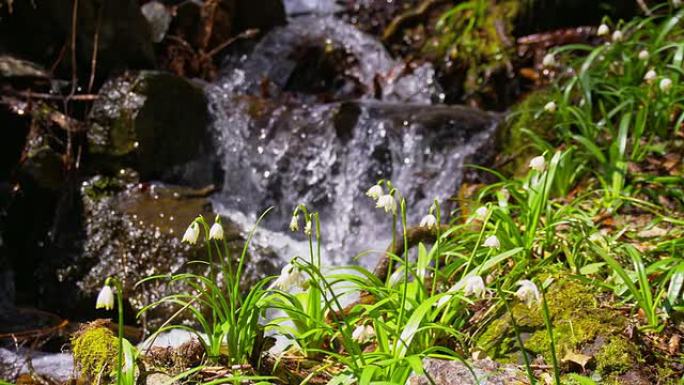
left=96, top=284, right=114, bottom=310
left=544, top=101, right=557, bottom=113
left=638, top=50, right=649, bottom=61
left=273, top=263, right=306, bottom=290
left=376, top=194, right=397, bottom=214
left=366, top=184, right=384, bottom=200
left=515, top=280, right=542, bottom=307
left=660, top=78, right=673, bottom=92
left=611, top=30, right=623, bottom=42
left=475, top=206, right=488, bottom=219
left=437, top=275, right=486, bottom=307
left=483, top=235, right=500, bottom=249
left=643, top=69, right=657, bottom=83
left=597, top=24, right=610, bottom=36
left=542, top=53, right=556, bottom=67
left=209, top=220, right=224, bottom=241
left=289, top=215, right=299, bottom=232
left=352, top=324, right=375, bottom=342
left=459, top=275, right=486, bottom=298
left=529, top=155, right=546, bottom=172
left=420, top=214, right=437, bottom=229
left=182, top=222, right=200, bottom=244
left=304, top=219, right=312, bottom=236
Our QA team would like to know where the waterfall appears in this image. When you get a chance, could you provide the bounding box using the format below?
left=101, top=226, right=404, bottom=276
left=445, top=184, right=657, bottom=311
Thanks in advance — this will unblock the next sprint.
left=205, top=10, right=499, bottom=266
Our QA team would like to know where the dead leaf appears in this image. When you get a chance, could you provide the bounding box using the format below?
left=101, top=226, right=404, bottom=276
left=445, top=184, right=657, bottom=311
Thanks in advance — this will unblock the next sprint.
left=636, top=226, right=668, bottom=238
left=669, top=334, right=681, bottom=355
left=562, top=351, right=593, bottom=370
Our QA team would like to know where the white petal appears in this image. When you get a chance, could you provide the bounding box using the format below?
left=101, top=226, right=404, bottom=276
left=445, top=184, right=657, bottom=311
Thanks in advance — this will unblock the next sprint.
left=366, top=185, right=384, bottom=200
left=542, top=53, right=555, bottom=67
left=529, top=156, right=546, bottom=172
left=420, top=214, right=437, bottom=228
left=182, top=222, right=200, bottom=244
left=597, top=24, right=610, bottom=36
left=660, top=78, right=673, bottom=92
left=96, top=285, right=115, bottom=310
left=209, top=222, right=224, bottom=240
left=611, top=30, right=623, bottom=42
left=289, top=215, right=299, bottom=232
left=544, top=101, right=557, bottom=113
left=483, top=235, right=500, bottom=249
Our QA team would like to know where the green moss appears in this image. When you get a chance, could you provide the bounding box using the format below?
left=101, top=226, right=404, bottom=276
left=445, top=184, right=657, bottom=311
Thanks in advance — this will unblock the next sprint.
left=71, top=323, right=119, bottom=381
left=477, top=278, right=630, bottom=371
left=423, top=0, right=521, bottom=96
left=595, top=337, right=638, bottom=375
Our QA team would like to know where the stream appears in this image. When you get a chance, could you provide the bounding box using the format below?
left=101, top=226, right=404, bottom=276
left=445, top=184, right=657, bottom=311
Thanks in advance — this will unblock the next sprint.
left=206, top=3, right=499, bottom=266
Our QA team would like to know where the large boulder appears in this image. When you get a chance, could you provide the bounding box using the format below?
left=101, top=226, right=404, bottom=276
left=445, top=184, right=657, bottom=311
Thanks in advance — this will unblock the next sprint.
left=64, top=174, right=279, bottom=328
left=87, top=71, right=214, bottom=185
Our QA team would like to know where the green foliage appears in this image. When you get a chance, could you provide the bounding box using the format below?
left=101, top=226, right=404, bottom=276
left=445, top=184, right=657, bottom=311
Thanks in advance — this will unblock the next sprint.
left=131, top=5, right=684, bottom=384
left=138, top=213, right=272, bottom=370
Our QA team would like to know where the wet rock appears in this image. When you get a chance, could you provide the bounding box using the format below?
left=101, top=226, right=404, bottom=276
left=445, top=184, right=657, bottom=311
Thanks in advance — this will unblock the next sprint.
left=63, top=174, right=279, bottom=328
left=217, top=16, right=439, bottom=103
left=406, top=357, right=528, bottom=385
left=0, top=347, right=74, bottom=383
left=87, top=71, right=213, bottom=185
left=17, top=136, right=64, bottom=191
left=0, top=0, right=156, bottom=84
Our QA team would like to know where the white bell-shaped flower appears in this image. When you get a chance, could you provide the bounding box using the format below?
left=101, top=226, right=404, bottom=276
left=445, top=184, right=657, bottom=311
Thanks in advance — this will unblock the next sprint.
left=660, top=78, right=673, bottom=92
left=420, top=214, right=437, bottom=229
left=352, top=324, right=375, bottom=342
left=209, top=221, right=224, bottom=241
left=459, top=275, right=486, bottom=298
left=638, top=50, right=649, bottom=61
left=304, top=220, right=312, bottom=236
left=515, top=280, right=542, bottom=307
left=597, top=24, right=610, bottom=36
left=273, top=263, right=306, bottom=291
left=611, top=30, right=623, bottom=42
left=436, top=275, right=487, bottom=307
left=366, top=184, right=384, bottom=200
left=182, top=222, right=200, bottom=244
left=483, top=235, right=500, bottom=249
left=376, top=194, right=397, bottom=214
left=289, top=215, right=299, bottom=232
left=544, top=101, right=557, bottom=113
left=96, top=284, right=115, bottom=310
left=542, top=53, right=556, bottom=67
left=643, top=69, right=657, bottom=83
left=475, top=206, right=488, bottom=219
left=529, top=155, right=546, bottom=172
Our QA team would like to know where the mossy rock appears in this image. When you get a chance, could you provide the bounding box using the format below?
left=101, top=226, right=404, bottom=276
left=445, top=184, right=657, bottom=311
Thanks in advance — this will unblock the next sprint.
left=476, top=277, right=640, bottom=379
left=87, top=71, right=211, bottom=183
left=71, top=321, right=119, bottom=382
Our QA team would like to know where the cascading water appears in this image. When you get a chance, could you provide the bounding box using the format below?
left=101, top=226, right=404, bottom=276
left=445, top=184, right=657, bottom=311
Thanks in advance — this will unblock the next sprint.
left=205, top=5, right=499, bottom=266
